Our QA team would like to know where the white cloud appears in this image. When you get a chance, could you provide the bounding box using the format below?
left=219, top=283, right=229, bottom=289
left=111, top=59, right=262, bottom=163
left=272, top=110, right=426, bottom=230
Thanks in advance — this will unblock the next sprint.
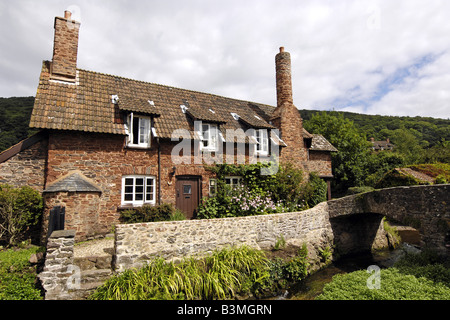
left=0, top=0, right=449, bottom=118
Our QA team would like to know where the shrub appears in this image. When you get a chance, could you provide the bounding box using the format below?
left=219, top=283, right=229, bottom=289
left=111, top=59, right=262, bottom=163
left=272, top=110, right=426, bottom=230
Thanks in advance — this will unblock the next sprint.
left=435, top=175, right=447, bottom=184
left=120, top=203, right=185, bottom=224
left=198, top=163, right=329, bottom=219
left=270, top=162, right=305, bottom=207
left=0, top=185, right=43, bottom=246
left=283, top=244, right=309, bottom=282
left=302, top=173, right=328, bottom=207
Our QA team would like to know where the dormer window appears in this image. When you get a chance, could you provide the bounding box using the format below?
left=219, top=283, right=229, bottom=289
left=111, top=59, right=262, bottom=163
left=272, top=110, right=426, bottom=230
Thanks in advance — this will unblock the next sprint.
left=125, top=112, right=151, bottom=148
left=255, top=129, right=269, bottom=156
left=201, top=123, right=219, bottom=151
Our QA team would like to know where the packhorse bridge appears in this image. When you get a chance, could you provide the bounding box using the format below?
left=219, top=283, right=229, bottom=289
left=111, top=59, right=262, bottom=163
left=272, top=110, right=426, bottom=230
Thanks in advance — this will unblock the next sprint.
left=328, top=184, right=450, bottom=255
left=40, top=184, right=449, bottom=299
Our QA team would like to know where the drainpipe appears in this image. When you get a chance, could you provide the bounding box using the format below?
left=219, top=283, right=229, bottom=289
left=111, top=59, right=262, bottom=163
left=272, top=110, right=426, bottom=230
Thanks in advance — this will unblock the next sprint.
left=157, top=137, right=161, bottom=205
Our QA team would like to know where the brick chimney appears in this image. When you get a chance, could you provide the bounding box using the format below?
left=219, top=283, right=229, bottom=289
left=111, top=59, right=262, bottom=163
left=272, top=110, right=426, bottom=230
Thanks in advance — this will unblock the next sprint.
left=275, top=47, right=294, bottom=107
left=50, top=10, right=80, bottom=82
left=271, top=47, right=307, bottom=165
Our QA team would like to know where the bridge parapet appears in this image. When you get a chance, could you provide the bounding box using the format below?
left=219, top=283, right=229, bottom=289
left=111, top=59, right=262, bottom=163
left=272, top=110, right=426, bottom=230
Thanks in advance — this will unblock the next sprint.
left=328, top=184, right=450, bottom=254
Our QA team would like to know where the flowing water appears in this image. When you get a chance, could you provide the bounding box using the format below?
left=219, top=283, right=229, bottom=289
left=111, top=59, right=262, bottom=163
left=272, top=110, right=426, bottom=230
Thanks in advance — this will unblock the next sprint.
left=279, top=243, right=421, bottom=300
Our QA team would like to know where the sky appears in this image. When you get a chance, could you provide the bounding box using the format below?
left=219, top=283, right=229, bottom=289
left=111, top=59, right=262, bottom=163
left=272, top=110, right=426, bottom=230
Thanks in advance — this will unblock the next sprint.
left=0, top=0, right=450, bottom=119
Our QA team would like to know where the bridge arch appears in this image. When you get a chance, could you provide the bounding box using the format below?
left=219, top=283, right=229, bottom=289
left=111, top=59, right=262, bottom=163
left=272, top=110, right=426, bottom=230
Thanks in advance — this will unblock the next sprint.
left=327, top=184, right=450, bottom=255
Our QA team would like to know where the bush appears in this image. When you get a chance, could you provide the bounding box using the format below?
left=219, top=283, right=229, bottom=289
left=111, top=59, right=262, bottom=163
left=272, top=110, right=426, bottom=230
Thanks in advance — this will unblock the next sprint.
left=283, top=244, right=309, bottom=282
left=197, top=163, right=328, bottom=219
left=302, top=173, right=328, bottom=207
left=120, top=203, right=185, bottom=224
left=0, top=185, right=43, bottom=246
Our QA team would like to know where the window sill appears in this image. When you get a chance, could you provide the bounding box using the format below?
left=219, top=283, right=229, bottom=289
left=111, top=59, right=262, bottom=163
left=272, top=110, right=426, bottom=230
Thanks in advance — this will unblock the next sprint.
left=118, top=203, right=156, bottom=210
left=125, top=145, right=152, bottom=150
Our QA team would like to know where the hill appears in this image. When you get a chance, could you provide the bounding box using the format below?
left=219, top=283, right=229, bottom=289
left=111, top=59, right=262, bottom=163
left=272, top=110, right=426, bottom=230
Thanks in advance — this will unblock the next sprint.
left=299, top=109, right=450, bottom=149
left=0, top=96, right=37, bottom=152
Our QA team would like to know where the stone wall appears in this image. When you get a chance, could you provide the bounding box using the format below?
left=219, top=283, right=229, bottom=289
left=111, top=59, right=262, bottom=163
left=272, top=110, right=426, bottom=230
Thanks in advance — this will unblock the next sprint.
left=38, top=230, right=77, bottom=300
left=0, top=137, right=47, bottom=193
left=328, top=184, right=450, bottom=253
left=115, top=202, right=334, bottom=272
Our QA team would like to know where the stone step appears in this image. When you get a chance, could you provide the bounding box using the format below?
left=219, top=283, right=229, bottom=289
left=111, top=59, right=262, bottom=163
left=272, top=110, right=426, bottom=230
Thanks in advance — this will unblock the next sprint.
left=74, top=255, right=113, bottom=271
left=80, top=269, right=113, bottom=283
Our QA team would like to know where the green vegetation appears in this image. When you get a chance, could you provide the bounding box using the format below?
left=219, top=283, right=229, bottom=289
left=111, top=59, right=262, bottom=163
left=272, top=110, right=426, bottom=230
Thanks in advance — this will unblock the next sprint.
left=0, top=245, right=44, bottom=300
left=299, top=109, right=450, bottom=150
left=302, top=110, right=450, bottom=195
left=197, top=163, right=328, bottom=219
left=317, top=250, right=450, bottom=300
left=119, top=203, right=186, bottom=224
left=0, top=97, right=38, bottom=152
left=90, top=245, right=311, bottom=300
left=375, top=163, right=450, bottom=189
left=0, top=184, right=43, bottom=247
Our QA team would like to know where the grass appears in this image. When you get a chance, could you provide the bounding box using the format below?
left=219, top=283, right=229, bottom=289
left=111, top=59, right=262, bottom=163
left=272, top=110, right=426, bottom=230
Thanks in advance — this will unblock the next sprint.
left=89, top=245, right=272, bottom=300
left=0, top=245, right=44, bottom=300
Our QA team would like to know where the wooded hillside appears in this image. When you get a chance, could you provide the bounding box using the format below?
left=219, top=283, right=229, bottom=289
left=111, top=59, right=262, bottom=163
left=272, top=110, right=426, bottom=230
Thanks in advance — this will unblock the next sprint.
left=0, top=97, right=38, bottom=152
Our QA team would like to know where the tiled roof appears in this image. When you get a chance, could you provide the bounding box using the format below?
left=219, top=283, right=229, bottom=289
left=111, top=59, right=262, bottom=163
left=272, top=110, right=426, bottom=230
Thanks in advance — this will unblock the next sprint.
left=117, top=95, right=161, bottom=116
left=30, top=61, right=277, bottom=140
left=310, top=134, right=338, bottom=152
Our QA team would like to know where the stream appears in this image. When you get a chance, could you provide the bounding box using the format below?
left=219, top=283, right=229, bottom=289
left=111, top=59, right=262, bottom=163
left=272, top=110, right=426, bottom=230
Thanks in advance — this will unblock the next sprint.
left=279, top=243, right=421, bottom=300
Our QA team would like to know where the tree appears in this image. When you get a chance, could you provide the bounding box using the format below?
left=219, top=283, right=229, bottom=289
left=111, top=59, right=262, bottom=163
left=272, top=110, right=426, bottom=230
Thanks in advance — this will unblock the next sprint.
left=304, top=112, right=371, bottom=194
left=390, top=127, right=425, bottom=164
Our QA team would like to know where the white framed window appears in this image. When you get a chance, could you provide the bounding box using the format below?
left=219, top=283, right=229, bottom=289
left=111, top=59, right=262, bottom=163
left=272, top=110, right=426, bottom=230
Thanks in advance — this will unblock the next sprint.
left=125, top=113, right=151, bottom=148
left=225, top=176, right=243, bottom=188
left=255, top=129, right=269, bottom=155
left=122, top=175, right=156, bottom=206
left=201, top=123, right=219, bottom=151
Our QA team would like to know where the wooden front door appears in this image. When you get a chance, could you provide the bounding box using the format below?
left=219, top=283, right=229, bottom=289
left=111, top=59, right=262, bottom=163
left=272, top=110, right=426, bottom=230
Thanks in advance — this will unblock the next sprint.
left=175, top=176, right=200, bottom=219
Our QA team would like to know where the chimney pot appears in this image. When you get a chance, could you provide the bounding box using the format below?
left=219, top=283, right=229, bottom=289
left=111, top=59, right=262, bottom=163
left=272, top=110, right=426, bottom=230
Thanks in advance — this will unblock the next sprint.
left=64, top=10, right=72, bottom=20
left=280, top=47, right=285, bottom=53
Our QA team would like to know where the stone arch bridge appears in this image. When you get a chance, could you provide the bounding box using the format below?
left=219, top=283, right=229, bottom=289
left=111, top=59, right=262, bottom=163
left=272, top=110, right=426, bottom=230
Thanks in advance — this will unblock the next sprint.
left=327, top=184, right=450, bottom=254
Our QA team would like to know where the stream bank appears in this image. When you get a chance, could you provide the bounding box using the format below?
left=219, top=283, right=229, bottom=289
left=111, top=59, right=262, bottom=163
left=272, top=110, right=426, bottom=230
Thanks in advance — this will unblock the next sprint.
left=281, top=232, right=422, bottom=300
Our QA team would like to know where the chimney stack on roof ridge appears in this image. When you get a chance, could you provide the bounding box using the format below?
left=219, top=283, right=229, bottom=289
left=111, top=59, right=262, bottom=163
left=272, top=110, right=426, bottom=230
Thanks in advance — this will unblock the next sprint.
left=50, top=10, right=80, bottom=82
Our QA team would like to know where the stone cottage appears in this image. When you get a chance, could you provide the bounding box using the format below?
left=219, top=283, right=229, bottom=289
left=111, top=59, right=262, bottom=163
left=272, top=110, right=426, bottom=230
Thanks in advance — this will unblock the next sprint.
left=0, top=11, right=337, bottom=241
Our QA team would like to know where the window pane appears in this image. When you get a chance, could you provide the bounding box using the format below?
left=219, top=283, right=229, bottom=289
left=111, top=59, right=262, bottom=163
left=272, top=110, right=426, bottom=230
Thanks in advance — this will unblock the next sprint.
left=124, top=194, right=133, bottom=201
left=139, top=118, right=150, bottom=144
left=125, top=186, right=133, bottom=193
left=125, top=178, right=134, bottom=186
left=183, top=185, right=192, bottom=194
left=133, top=117, right=139, bottom=145
left=135, top=193, right=143, bottom=201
